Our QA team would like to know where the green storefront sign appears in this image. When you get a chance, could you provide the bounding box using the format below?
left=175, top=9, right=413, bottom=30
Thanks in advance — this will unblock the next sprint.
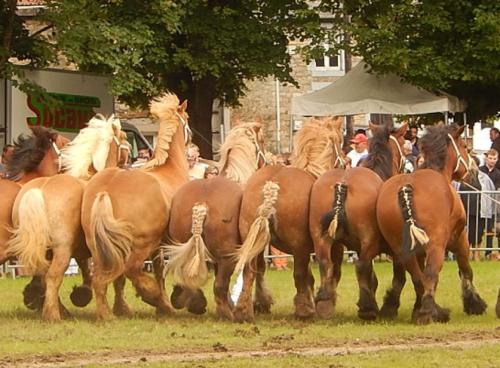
left=26, top=92, right=101, bottom=133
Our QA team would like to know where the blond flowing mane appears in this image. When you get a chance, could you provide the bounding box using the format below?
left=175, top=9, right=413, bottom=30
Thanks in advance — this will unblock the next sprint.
left=217, top=122, right=262, bottom=184
left=143, top=93, right=182, bottom=169
left=290, top=116, right=344, bottom=178
left=62, top=115, right=121, bottom=180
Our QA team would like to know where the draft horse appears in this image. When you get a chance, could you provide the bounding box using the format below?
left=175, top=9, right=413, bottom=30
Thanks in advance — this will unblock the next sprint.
left=233, top=116, right=345, bottom=322
left=376, top=124, right=487, bottom=324
left=311, top=122, right=408, bottom=320
left=166, top=122, right=267, bottom=320
left=8, top=116, right=129, bottom=321
left=81, top=93, right=191, bottom=320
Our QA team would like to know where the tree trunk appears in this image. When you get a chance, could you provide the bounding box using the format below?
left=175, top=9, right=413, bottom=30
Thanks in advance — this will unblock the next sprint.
left=187, top=76, right=217, bottom=159
left=0, top=0, right=18, bottom=76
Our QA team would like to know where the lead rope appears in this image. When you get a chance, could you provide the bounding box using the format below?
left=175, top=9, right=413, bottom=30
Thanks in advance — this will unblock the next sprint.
left=389, top=135, right=405, bottom=173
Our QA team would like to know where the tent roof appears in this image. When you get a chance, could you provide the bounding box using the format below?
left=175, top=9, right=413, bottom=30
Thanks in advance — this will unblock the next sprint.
left=292, top=61, right=466, bottom=116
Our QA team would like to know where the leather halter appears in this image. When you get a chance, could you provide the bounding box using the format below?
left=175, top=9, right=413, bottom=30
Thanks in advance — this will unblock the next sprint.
left=175, top=111, right=192, bottom=145
left=447, top=133, right=471, bottom=177
left=389, top=135, right=405, bottom=173
left=332, top=141, right=346, bottom=169
left=51, top=140, right=64, bottom=173
left=112, top=135, right=130, bottom=164
left=253, top=137, right=268, bottom=167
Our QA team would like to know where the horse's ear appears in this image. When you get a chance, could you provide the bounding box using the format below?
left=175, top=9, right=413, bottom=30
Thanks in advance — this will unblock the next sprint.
left=179, top=100, right=188, bottom=113
left=369, top=121, right=379, bottom=133
left=456, top=124, right=466, bottom=137
left=395, top=123, right=409, bottom=138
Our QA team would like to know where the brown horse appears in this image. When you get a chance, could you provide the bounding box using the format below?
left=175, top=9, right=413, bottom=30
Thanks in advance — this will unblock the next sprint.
left=165, top=122, right=267, bottom=320
left=376, top=124, right=487, bottom=324
left=0, top=127, right=69, bottom=266
left=233, top=116, right=345, bottom=322
left=81, top=93, right=190, bottom=320
left=311, top=122, right=408, bottom=320
left=8, top=116, right=129, bottom=321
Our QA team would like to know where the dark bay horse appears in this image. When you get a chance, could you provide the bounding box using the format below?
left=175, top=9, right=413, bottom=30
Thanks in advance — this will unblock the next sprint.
left=81, top=93, right=190, bottom=320
left=166, top=122, right=267, bottom=320
left=233, top=117, right=345, bottom=321
left=376, top=124, right=487, bottom=324
left=311, top=122, right=408, bottom=320
left=8, top=116, right=129, bottom=321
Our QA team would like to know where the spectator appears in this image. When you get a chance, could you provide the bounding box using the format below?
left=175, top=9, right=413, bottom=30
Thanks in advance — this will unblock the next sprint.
left=408, top=126, right=420, bottom=157
left=403, top=140, right=416, bottom=173
left=187, top=143, right=208, bottom=180
left=479, top=149, right=500, bottom=188
left=204, top=165, right=219, bottom=179
left=347, top=133, right=368, bottom=167
left=0, top=144, right=14, bottom=178
left=489, top=128, right=500, bottom=170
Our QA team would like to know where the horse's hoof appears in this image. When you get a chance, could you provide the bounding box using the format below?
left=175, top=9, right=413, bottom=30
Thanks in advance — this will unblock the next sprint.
left=433, top=305, right=450, bottom=323
left=216, top=306, right=234, bottom=321
left=253, top=302, right=272, bottom=314
left=113, top=303, right=133, bottom=317
left=187, top=294, right=207, bottom=315
left=463, top=290, right=487, bottom=315
left=315, top=300, right=334, bottom=319
left=23, top=282, right=45, bottom=311
left=233, top=308, right=254, bottom=323
left=70, top=285, right=93, bottom=307
left=170, top=285, right=188, bottom=309
left=358, top=308, right=378, bottom=321
left=379, top=304, right=398, bottom=319
left=415, top=313, right=432, bottom=325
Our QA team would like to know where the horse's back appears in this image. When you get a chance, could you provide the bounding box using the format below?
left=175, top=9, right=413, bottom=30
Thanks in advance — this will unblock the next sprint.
left=82, top=168, right=170, bottom=238
left=241, top=165, right=315, bottom=253
left=169, top=177, right=242, bottom=251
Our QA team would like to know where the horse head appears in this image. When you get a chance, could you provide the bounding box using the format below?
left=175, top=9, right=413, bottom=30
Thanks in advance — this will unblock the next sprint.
left=7, top=127, right=69, bottom=181
left=447, top=124, right=471, bottom=181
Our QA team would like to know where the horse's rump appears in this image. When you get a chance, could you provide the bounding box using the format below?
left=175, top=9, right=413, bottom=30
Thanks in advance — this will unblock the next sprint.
left=0, top=180, right=21, bottom=263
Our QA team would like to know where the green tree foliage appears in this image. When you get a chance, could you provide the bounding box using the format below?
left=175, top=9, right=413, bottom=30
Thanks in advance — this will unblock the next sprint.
left=319, top=0, right=500, bottom=122
left=43, top=0, right=322, bottom=157
left=0, top=0, right=55, bottom=94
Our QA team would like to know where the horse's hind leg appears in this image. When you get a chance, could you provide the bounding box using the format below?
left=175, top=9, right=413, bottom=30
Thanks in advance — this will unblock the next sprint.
left=214, top=257, right=236, bottom=320
left=70, top=256, right=93, bottom=308
left=125, top=248, right=174, bottom=316
left=42, top=246, right=72, bottom=321
left=314, top=239, right=342, bottom=319
left=380, top=258, right=406, bottom=319
left=416, top=243, right=450, bottom=324
left=293, top=251, right=315, bottom=319
left=254, top=251, right=274, bottom=314
left=112, top=274, right=132, bottom=317
left=233, top=259, right=258, bottom=322
left=355, top=242, right=379, bottom=321
left=453, top=230, right=487, bottom=315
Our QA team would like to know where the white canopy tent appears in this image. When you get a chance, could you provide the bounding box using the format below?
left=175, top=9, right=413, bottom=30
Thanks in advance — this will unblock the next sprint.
left=292, top=61, right=466, bottom=116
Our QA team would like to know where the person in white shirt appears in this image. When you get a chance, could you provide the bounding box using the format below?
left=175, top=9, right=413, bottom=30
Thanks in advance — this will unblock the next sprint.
left=187, top=143, right=208, bottom=180
left=347, top=133, right=368, bottom=167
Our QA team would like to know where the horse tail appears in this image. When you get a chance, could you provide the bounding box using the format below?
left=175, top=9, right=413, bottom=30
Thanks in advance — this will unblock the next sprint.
left=8, top=189, right=51, bottom=275
left=321, top=182, right=348, bottom=240
left=234, top=181, right=280, bottom=272
left=89, top=192, right=133, bottom=282
left=398, top=185, right=429, bottom=257
left=165, top=203, right=212, bottom=290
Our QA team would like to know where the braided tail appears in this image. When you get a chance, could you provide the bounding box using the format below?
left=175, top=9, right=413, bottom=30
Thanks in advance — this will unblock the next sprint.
left=234, top=181, right=280, bottom=272
left=164, top=203, right=213, bottom=290
left=321, top=182, right=348, bottom=240
left=398, top=185, right=429, bottom=258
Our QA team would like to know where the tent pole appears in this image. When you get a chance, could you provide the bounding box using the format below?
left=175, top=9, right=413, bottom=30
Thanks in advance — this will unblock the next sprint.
left=444, top=111, right=449, bottom=124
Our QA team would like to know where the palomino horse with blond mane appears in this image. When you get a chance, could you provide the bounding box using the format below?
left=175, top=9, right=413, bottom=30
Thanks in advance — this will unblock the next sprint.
left=8, top=116, right=129, bottom=321
left=311, top=122, right=407, bottom=321
left=165, top=121, right=267, bottom=320
left=81, top=93, right=190, bottom=319
left=377, top=124, right=487, bottom=324
left=233, top=116, right=345, bottom=322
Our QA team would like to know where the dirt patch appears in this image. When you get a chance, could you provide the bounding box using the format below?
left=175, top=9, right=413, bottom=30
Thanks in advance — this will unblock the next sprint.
left=3, top=332, right=499, bottom=368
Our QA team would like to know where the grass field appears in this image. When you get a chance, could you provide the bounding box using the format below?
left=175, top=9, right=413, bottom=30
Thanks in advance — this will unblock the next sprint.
left=0, top=260, right=498, bottom=367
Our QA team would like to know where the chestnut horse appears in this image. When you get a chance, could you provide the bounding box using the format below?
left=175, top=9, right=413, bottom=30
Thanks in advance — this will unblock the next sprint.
left=165, top=122, right=267, bottom=320
left=377, top=124, right=487, bottom=324
left=81, top=93, right=190, bottom=320
left=233, top=116, right=345, bottom=321
left=0, top=127, right=69, bottom=266
left=8, top=116, right=129, bottom=321
left=311, top=122, right=407, bottom=320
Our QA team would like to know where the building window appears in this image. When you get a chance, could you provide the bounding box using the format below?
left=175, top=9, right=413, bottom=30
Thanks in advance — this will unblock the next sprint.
left=309, top=45, right=345, bottom=77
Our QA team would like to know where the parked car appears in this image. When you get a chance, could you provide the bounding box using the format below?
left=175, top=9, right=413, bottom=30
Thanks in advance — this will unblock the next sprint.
left=121, top=121, right=154, bottom=164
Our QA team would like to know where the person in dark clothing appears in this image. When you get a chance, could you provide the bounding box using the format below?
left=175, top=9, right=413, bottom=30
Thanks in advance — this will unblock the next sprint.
left=479, top=149, right=500, bottom=188
left=489, top=128, right=500, bottom=170
left=458, top=170, right=483, bottom=260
